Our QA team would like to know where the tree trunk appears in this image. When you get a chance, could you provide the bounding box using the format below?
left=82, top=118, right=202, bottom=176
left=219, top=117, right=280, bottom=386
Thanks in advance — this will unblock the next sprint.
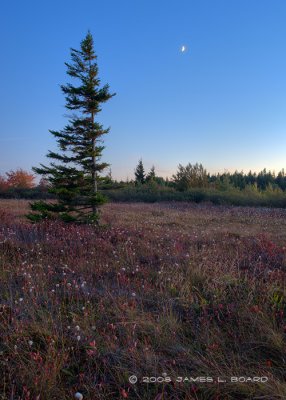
left=91, top=111, right=97, bottom=215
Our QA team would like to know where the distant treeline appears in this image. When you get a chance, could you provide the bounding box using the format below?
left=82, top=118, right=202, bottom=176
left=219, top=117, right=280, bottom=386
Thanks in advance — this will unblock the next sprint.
left=2, top=164, right=286, bottom=208
left=208, top=168, right=286, bottom=191
left=131, top=161, right=286, bottom=192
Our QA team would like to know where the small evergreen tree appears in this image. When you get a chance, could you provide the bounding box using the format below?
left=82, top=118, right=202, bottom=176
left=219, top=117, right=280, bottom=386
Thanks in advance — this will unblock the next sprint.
left=276, top=169, right=286, bottom=191
left=246, top=170, right=256, bottom=186
left=146, top=165, right=156, bottom=182
left=28, top=32, right=115, bottom=223
left=134, top=159, right=145, bottom=185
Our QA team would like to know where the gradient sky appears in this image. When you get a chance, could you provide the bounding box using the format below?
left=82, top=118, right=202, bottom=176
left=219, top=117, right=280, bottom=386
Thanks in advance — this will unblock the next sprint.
left=1, top=0, right=286, bottom=180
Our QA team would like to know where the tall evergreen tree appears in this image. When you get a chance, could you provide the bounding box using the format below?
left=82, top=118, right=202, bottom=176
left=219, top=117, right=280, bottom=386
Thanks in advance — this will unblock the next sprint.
left=28, top=32, right=115, bottom=223
left=134, top=159, right=145, bottom=185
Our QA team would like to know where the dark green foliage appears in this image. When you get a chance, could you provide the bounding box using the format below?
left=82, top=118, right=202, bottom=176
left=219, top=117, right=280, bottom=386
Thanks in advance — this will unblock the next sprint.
left=208, top=168, right=282, bottom=192
left=103, top=185, right=286, bottom=207
left=146, top=165, right=156, bottom=182
left=27, top=32, right=115, bottom=223
left=0, top=187, right=54, bottom=200
left=134, top=159, right=145, bottom=185
left=276, top=169, right=286, bottom=191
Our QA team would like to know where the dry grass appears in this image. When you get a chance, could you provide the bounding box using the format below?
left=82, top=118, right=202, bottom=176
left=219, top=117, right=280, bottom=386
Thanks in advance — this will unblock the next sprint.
left=0, top=200, right=286, bottom=399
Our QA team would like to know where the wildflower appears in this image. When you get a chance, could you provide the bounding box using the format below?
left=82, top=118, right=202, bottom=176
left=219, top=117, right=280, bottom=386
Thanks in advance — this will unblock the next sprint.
left=75, top=325, right=80, bottom=331
left=76, top=335, right=81, bottom=341
left=87, top=340, right=97, bottom=356
left=19, top=298, right=23, bottom=302
left=120, top=388, right=128, bottom=398
left=28, top=340, right=33, bottom=347
left=131, top=292, right=136, bottom=297
left=266, top=359, right=272, bottom=367
left=74, top=393, right=83, bottom=400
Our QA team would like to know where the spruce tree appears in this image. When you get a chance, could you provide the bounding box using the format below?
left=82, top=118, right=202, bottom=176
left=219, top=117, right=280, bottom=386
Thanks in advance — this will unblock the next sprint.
left=28, top=32, right=115, bottom=224
left=134, top=159, right=145, bottom=185
left=146, top=165, right=156, bottom=182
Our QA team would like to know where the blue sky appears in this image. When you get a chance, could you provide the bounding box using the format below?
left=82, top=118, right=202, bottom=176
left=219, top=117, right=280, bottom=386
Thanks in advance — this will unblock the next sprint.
left=1, top=0, right=286, bottom=180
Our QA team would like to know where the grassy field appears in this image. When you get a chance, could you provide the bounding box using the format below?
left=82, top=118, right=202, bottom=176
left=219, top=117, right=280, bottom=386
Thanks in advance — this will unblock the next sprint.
left=0, top=200, right=286, bottom=399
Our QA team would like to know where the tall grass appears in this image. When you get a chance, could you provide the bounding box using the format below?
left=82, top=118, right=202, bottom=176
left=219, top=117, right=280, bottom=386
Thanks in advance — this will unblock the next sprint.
left=0, top=202, right=285, bottom=399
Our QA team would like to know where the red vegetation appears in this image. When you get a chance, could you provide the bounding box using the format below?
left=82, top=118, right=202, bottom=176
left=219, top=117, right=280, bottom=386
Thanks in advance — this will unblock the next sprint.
left=0, top=169, right=36, bottom=192
left=0, top=202, right=285, bottom=399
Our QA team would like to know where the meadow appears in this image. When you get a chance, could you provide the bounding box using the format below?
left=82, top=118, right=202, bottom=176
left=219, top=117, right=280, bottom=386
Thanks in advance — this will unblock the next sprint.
left=0, top=200, right=286, bottom=399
